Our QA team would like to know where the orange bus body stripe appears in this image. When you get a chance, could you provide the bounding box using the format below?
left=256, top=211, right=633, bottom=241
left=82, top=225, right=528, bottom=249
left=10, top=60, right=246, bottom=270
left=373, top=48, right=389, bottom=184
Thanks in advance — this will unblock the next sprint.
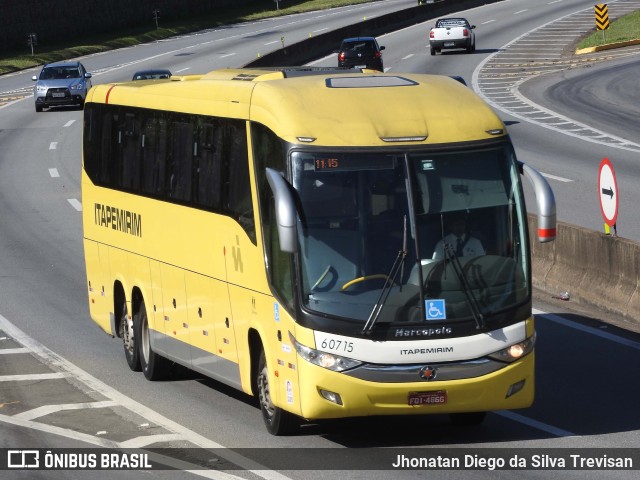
left=105, top=85, right=116, bottom=104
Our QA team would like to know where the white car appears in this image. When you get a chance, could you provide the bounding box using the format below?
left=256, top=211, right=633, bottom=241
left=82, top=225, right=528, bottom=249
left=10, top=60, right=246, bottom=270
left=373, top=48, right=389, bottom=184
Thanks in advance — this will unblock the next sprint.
left=429, top=17, right=476, bottom=55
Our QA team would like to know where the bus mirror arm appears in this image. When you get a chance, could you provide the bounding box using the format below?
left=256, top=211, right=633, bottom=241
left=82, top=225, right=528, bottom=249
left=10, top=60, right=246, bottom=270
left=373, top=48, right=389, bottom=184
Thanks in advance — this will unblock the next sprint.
left=521, top=162, right=557, bottom=243
left=266, top=168, right=299, bottom=253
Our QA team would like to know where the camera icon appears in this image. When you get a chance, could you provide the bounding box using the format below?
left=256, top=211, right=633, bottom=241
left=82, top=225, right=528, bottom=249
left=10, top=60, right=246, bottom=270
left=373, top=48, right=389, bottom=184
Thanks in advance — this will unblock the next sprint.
left=7, top=450, right=40, bottom=468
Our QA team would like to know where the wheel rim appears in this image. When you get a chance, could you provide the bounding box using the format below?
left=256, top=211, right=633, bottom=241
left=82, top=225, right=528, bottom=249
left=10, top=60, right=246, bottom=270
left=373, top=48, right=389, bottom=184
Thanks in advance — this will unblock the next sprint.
left=120, top=307, right=134, bottom=355
left=258, top=364, right=275, bottom=419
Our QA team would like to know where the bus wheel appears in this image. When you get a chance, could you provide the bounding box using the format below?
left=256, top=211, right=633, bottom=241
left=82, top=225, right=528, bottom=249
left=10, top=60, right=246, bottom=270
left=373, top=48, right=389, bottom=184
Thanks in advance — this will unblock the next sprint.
left=119, top=302, right=141, bottom=372
left=137, top=300, right=166, bottom=381
left=257, top=350, right=298, bottom=435
left=450, top=412, right=487, bottom=426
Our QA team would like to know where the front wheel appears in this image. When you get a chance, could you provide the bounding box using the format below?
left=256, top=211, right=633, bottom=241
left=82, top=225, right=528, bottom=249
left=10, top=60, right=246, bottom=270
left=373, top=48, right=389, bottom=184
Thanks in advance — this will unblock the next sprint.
left=137, top=299, right=167, bottom=381
left=257, top=349, right=298, bottom=435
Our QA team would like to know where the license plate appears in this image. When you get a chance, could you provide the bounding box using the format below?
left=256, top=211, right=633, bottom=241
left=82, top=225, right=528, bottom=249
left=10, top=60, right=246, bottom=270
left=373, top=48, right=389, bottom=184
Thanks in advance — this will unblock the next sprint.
left=444, top=42, right=455, bottom=47
left=355, top=65, right=366, bottom=69
left=408, top=390, right=447, bottom=406
left=52, top=92, right=66, bottom=97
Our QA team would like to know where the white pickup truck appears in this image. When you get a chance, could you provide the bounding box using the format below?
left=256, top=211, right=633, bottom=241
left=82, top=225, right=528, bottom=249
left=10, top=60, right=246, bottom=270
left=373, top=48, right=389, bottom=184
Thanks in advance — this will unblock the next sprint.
left=428, top=17, right=476, bottom=55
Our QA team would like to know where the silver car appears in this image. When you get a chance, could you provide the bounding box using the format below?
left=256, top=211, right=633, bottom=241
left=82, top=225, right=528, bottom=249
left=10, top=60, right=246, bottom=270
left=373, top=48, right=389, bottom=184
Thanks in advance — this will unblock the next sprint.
left=32, top=61, right=92, bottom=112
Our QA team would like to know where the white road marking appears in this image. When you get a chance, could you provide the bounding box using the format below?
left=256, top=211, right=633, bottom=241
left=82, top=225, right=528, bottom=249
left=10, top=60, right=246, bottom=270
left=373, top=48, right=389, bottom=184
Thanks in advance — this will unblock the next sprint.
left=49, top=142, right=57, bottom=150
left=0, top=347, right=28, bottom=354
left=49, top=168, right=59, bottom=178
left=14, top=401, right=119, bottom=421
left=496, top=410, right=576, bottom=437
left=534, top=308, right=640, bottom=350
left=220, top=53, right=236, bottom=58
left=0, top=373, right=66, bottom=381
left=67, top=198, right=82, bottom=211
left=119, top=434, right=185, bottom=448
left=0, top=313, right=293, bottom=480
left=63, top=120, right=75, bottom=127
left=541, top=172, right=572, bottom=183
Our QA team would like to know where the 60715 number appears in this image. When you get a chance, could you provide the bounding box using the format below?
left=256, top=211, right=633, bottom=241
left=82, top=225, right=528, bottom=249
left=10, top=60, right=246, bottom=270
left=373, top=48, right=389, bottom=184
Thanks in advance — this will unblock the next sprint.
left=320, top=338, right=354, bottom=354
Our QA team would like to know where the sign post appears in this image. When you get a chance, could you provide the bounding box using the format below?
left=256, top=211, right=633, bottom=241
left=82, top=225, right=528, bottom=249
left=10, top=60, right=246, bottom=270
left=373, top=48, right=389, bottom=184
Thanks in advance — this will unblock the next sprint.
left=598, top=157, right=618, bottom=236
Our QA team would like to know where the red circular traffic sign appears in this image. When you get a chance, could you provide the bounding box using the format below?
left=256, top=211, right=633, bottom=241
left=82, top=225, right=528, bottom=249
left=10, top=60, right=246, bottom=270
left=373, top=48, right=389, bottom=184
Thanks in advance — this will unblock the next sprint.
left=598, top=158, right=618, bottom=227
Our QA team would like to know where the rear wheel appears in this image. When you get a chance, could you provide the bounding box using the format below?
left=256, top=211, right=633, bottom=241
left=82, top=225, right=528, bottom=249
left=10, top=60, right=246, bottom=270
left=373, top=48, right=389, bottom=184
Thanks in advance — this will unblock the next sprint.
left=119, top=302, right=141, bottom=372
left=257, top=349, right=298, bottom=435
left=138, top=300, right=167, bottom=381
left=430, top=46, right=436, bottom=56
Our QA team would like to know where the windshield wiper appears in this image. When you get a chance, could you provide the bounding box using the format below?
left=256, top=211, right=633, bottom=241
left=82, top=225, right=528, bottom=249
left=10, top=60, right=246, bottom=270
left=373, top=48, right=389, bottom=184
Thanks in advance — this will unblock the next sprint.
left=362, top=216, right=408, bottom=334
left=444, top=244, right=486, bottom=330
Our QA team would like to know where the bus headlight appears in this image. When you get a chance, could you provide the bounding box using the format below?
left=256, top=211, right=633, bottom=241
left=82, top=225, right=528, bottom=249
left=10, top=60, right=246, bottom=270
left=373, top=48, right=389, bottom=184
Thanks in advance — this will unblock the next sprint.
left=289, top=332, right=362, bottom=372
left=488, top=334, right=535, bottom=363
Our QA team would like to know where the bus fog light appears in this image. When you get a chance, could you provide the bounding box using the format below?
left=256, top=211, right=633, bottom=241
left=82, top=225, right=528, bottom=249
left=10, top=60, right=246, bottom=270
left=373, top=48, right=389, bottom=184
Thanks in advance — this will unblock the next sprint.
left=506, top=379, right=525, bottom=398
left=319, top=389, right=343, bottom=405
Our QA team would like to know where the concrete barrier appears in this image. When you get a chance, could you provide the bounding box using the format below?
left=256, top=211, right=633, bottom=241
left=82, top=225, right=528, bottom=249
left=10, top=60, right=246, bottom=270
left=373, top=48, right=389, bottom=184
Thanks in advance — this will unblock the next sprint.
left=529, top=215, right=640, bottom=325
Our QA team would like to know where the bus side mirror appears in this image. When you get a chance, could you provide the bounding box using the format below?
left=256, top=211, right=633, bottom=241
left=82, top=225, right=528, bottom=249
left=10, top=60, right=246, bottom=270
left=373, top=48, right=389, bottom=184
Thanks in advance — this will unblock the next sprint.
left=266, top=168, right=299, bottom=253
left=521, top=162, right=556, bottom=242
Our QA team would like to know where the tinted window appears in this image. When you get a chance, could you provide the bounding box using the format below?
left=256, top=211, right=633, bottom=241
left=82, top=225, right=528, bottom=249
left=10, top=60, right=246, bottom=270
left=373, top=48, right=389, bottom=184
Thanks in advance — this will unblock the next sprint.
left=83, top=104, right=255, bottom=243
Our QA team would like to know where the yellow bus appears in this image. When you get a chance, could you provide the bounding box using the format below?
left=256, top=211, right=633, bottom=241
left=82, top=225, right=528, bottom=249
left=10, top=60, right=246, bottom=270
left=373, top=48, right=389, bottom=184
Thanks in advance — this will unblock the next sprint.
left=82, top=67, right=556, bottom=435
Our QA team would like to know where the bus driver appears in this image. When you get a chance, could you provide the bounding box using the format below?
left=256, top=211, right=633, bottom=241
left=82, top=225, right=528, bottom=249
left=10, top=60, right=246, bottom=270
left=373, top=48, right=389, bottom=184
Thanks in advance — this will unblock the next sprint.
left=432, top=213, right=485, bottom=260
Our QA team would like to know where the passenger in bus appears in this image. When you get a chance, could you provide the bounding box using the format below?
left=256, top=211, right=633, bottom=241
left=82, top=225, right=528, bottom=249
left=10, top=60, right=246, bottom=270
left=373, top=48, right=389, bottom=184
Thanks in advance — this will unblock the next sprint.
left=432, top=213, right=485, bottom=259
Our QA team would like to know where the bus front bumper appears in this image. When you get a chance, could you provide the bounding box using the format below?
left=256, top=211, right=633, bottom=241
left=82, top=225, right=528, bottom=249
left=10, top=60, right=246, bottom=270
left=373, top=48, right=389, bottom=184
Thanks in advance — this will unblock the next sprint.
left=293, top=352, right=534, bottom=420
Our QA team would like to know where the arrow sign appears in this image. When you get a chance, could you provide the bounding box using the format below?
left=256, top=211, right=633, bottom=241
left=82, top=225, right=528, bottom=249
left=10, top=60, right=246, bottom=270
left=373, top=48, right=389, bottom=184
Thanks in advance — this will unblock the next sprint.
left=598, top=158, right=618, bottom=226
left=601, top=187, right=614, bottom=198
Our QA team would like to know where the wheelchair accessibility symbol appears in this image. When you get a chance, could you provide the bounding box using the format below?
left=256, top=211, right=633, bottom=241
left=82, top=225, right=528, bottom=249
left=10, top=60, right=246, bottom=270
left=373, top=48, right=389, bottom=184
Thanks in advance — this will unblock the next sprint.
left=425, top=299, right=446, bottom=320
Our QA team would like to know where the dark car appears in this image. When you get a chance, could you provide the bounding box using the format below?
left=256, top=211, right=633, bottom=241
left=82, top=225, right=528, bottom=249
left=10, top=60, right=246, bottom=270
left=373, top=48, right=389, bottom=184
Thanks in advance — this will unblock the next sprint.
left=32, top=61, right=92, bottom=112
left=132, top=69, right=172, bottom=81
left=336, top=37, right=385, bottom=71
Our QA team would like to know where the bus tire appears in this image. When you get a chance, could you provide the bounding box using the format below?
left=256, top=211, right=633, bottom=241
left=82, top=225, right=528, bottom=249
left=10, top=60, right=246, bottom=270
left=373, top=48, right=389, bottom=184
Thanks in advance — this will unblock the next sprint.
left=257, top=349, right=298, bottom=435
left=450, top=412, right=487, bottom=426
left=137, top=299, right=167, bottom=381
left=120, top=302, right=141, bottom=372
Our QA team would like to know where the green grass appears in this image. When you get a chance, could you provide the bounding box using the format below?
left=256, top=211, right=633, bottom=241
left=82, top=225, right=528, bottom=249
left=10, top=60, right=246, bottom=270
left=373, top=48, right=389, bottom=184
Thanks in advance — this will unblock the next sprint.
left=577, top=10, right=640, bottom=49
left=0, top=0, right=376, bottom=75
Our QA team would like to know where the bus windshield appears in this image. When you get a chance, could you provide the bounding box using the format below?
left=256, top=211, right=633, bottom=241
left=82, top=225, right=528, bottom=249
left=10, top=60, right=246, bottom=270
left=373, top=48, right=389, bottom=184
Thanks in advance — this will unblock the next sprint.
left=290, top=144, right=528, bottom=328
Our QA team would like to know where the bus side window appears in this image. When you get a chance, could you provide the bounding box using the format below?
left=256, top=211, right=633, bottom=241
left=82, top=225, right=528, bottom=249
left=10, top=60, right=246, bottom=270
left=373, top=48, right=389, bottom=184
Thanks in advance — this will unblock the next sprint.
left=121, top=112, right=141, bottom=191
left=195, top=122, right=222, bottom=210
left=225, top=121, right=255, bottom=243
left=141, top=114, right=169, bottom=196
left=168, top=121, right=193, bottom=202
